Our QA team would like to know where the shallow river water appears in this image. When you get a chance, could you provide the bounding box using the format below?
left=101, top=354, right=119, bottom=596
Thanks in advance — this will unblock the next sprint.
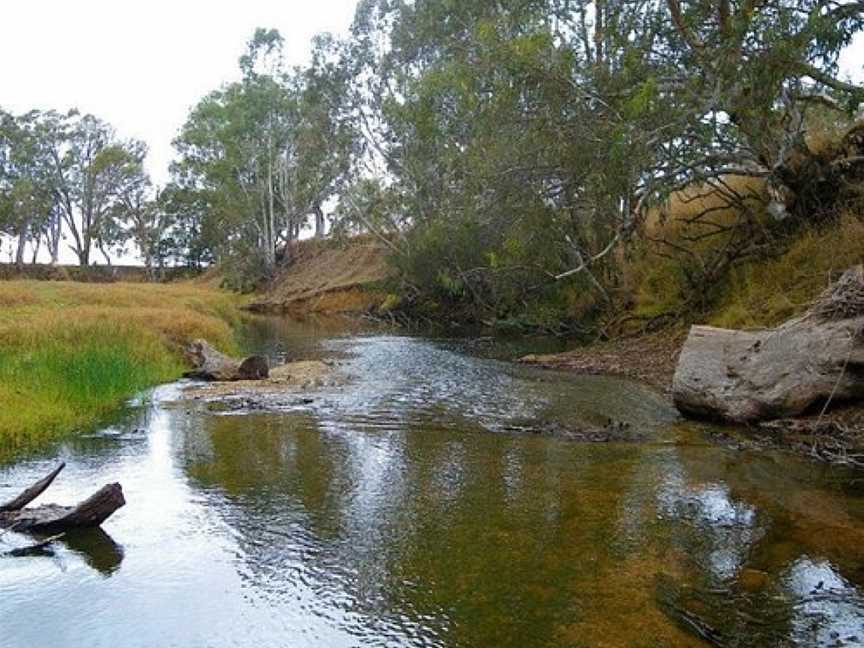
left=2, top=317, right=864, bottom=647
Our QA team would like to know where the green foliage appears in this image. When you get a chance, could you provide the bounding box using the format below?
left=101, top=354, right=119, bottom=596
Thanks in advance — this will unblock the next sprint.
left=7, top=0, right=860, bottom=334
left=170, top=28, right=356, bottom=281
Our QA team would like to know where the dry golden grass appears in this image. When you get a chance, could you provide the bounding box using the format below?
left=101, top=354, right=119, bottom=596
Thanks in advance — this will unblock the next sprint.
left=804, top=112, right=856, bottom=159
left=642, top=175, right=767, bottom=240
left=624, top=176, right=770, bottom=318
left=0, top=283, right=40, bottom=307
left=709, top=215, right=864, bottom=328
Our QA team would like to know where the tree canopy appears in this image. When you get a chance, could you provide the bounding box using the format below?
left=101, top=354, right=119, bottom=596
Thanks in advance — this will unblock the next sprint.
left=2, top=1, right=863, bottom=325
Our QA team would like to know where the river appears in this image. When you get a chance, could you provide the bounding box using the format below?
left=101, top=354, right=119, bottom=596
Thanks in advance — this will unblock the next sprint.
left=2, top=316, right=864, bottom=647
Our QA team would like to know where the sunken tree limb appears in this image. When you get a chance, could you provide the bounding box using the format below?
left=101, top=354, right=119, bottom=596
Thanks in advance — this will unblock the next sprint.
left=673, top=266, right=864, bottom=423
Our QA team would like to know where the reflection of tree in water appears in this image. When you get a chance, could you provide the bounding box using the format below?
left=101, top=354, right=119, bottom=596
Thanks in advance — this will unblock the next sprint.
left=236, top=314, right=370, bottom=364
left=176, top=405, right=658, bottom=647
left=166, top=330, right=864, bottom=647
left=656, top=459, right=764, bottom=582
left=653, top=445, right=864, bottom=646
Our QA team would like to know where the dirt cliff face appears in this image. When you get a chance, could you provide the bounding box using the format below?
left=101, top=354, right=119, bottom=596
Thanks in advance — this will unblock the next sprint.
left=247, top=237, right=393, bottom=315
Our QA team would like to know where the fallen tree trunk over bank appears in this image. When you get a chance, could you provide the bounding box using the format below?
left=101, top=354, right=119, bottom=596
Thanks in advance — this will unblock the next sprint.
left=184, top=339, right=269, bottom=381
left=673, top=266, right=864, bottom=423
left=0, top=464, right=125, bottom=534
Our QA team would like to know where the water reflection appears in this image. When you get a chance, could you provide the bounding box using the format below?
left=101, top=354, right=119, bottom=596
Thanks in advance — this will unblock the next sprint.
left=657, top=458, right=763, bottom=581
left=62, top=528, right=125, bottom=575
left=786, top=558, right=864, bottom=646
left=1, top=320, right=863, bottom=647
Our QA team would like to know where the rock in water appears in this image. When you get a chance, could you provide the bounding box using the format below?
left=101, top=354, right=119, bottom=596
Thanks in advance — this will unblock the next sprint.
left=184, top=339, right=269, bottom=381
left=238, top=355, right=269, bottom=380
left=672, top=266, right=864, bottom=422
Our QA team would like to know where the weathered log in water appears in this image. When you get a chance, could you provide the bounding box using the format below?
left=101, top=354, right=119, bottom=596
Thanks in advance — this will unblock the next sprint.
left=184, top=339, right=269, bottom=381
left=0, top=462, right=65, bottom=512
left=673, top=266, right=864, bottom=422
left=0, top=464, right=125, bottom=534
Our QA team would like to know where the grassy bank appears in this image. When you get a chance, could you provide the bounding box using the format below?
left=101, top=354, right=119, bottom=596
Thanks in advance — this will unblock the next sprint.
left=0, top=280, right=242, bottom=458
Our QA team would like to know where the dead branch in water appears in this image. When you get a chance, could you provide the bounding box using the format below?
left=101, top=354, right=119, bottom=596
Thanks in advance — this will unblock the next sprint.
left=0, top=464, right=125, bottom=536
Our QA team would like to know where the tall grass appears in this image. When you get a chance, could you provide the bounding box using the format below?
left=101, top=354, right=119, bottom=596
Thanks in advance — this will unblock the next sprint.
left=709, top=215, right=864, bottom=328
left=0, top=280, right=242, bottom=458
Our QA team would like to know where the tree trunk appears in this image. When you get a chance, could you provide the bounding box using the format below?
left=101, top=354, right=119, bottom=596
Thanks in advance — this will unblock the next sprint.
left=31, top=235, right=41, bottom=264
left=49, top=211, right=61, bottom=265
left=100, top=243, right=112, bottom=267
left=15, top=221, right=29, bottom=269
left=314, top=204, right=325, bottom=239
left=1, top=484, right=125, bottom=534
left=0, top=463, right=65, bottom=512
left=673, top=266, right=864, bottom=422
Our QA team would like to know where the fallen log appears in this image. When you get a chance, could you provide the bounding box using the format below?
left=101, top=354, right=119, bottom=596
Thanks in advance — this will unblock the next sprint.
left=184, top=339, right=269, bottom=381
left=673, top=266, right=864, bottom=423
left=0, top=464, right=125, bottom=534
left=0, top=462, right=65, bottom=512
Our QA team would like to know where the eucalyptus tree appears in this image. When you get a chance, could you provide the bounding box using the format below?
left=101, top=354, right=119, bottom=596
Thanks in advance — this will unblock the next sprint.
left=335, top=0, right=864, bottom=320
left=158, top=183, right=215, bottom=269
left=292, top=34, right=357, bottom=238
left=595, top=0, right=864, bottom=306
left=36, top=110, right=151, bottom=266
left=339, top=0, right=657, bottom=311
left=174, top=29, right=306, bottom=281
left=0, top=110, right=60, bottom=267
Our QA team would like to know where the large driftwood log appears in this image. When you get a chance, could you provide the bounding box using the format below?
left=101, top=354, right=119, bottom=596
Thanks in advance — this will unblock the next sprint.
left=673, top=267, right=864, bottom=422
left=0, top=464, right=125, bottom=534
left=184, top=339, right=269, bottom=381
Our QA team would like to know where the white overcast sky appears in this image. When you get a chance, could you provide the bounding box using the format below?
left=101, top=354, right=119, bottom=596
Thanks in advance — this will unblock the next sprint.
left=0, top=0, right=359, bottom=185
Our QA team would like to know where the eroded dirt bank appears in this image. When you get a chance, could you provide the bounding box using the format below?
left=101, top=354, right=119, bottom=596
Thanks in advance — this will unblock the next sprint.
left=247, top=238, right=393, bottom=315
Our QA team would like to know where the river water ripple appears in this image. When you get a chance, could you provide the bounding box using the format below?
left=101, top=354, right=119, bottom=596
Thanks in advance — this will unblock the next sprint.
left=2, top=318, right=864, bottom=647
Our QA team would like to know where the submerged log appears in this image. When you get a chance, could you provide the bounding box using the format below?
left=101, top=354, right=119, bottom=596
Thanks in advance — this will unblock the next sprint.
left=184, top=339, right=269, bottom=381
left=0, top=464, right=125, bottom=534
left=3, top=534, right=65, bottom=558
left=673, top=266, right=864, bottom=422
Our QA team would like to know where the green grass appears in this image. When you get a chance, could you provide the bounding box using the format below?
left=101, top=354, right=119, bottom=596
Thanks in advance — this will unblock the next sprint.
left=0, top=280, right=244, bottom=459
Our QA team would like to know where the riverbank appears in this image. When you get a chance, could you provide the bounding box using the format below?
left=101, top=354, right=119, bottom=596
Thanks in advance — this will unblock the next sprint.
left=522, top=326, right=864, bottom=468
left=0, top=280, right=242, bottom=459
left=519, top=329, right=686, bottom=393
left=247, top=237, right=393, bottom=315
